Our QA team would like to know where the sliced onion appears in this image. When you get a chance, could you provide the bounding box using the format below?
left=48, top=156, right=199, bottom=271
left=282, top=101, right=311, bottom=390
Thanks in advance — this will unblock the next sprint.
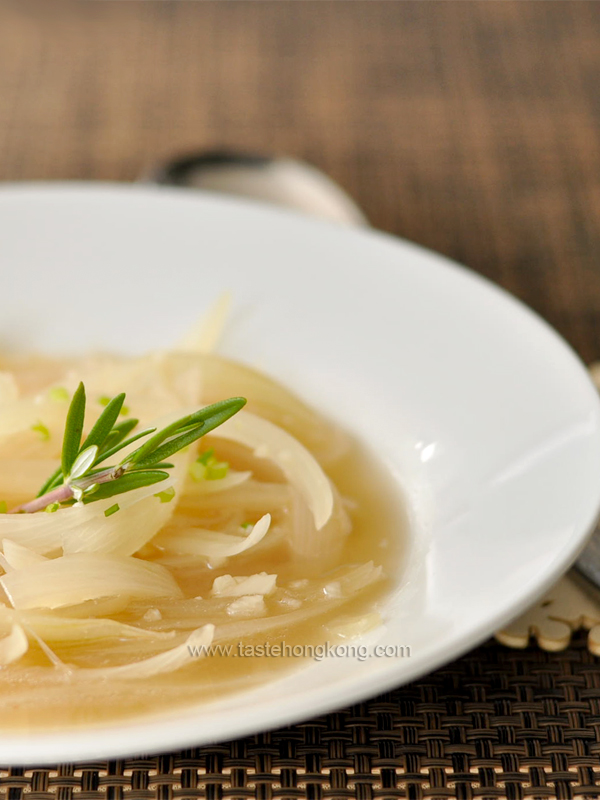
left=0, top=611, right=175, bottom=643
left=154, top=513, right=271, bottom=558
left=290, top=485, right=351, bottom=567
left=0, top=484, right=177, bottom=559
left=0, top=511, right=65, bottom=555
left=78, top=624, right=214, bottom=680
left=0, top=623, right=28, bottom=665
left=177, top=292, right=231, bottom=353
left=62, top=479, right=183, bottom=557
left=0, top=553, right=183, bottom=609
left=186, top=470, right=252, bottom=496
left=211, top=573, right=277, bottom=597
left=215, top=412, right=333, bottom=529
left=2, top=539, right=48, bottom=570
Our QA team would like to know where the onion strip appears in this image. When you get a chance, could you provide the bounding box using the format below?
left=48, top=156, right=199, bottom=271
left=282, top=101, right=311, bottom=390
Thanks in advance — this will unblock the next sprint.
left=77, top=624, right=214, bottom=680
left=0, top=623, right=28, bottom=665
left=154, top=513, right=271, bottom=558
left=0, top=554, right=183, bottom=610
left=215, top=412, right=333, bottom=529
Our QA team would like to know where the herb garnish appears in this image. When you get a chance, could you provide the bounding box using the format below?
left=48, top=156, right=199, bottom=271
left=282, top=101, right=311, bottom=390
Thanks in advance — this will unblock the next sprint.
left=10, top=383, right=245, bottom=514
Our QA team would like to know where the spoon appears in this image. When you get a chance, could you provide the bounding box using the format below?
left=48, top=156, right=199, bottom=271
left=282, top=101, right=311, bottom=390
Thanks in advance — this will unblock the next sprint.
left=141, top=149, right=368, bottom=227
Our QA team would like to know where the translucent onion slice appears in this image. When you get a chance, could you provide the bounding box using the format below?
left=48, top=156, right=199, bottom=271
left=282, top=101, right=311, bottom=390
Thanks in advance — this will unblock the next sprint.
left=215, top=412, right=333, bottom=529
left=0, top=609, right=175, bottom=643
left=78, top=624, right=214, bottom=680
left=0, top=623, right=28, bottom=665
left=0, top=554, right=183, bottom=609
left=52, top=596, right=131, bottom=619
left=2, top=539, right=48, bottom=570
left=0, top=511, right=65, bottom=555
left=177, top=292, right=231, bottom=353
left=290, top=486, right=351, bottom=567
left=62, top=479, right=182, bottom=557
left=211, top=573, right=277, bottom=597
left=186, top=470, right=252, bottom=496
left=0, top=479, right=181, bottom=558
left=154, top=513, right=271, bottom=558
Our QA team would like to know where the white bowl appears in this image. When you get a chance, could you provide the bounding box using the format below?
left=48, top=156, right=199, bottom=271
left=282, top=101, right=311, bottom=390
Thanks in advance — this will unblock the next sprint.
left=0, top=183, right=599, bottom=764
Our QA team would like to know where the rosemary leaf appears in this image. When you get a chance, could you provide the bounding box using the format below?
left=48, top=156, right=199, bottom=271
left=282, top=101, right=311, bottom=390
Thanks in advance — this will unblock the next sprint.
left=100, top=418, right=139, bottom=454
left=61, top=382, right=86, bottom=477
left=94, top=427, right=157, bottom=466
left=125, top=398, right=246, bottom=469
left=32, top=384, right=246, bottom=514
left=82, top=470, right=169, bottom=503
left=81, top=393, right=125, bottom=453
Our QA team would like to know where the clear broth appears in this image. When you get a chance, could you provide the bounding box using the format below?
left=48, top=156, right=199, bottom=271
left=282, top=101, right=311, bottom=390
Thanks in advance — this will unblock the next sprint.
left=0, top=434, right=407, bottom=731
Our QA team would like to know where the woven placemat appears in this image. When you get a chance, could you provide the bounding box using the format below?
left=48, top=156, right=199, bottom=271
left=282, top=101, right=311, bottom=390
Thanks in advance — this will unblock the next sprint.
left=2, top=633, right=599, bottom=800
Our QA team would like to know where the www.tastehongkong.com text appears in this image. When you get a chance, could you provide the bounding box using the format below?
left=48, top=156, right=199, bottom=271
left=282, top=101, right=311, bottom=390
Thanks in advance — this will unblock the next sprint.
left=188, top=641, right=411, bottom=662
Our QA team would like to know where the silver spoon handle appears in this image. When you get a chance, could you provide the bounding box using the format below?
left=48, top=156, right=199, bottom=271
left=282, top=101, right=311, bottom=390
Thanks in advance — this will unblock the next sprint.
left=142, top=149, right=369, bottom=227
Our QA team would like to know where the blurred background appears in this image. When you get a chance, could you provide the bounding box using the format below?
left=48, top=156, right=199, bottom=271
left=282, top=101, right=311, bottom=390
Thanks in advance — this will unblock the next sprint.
left=0, top=1, right=599, bottom=359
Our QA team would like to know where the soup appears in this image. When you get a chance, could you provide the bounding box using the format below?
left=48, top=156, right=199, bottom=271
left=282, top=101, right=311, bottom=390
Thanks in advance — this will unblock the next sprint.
left=0, top=347, right=407, bottom=730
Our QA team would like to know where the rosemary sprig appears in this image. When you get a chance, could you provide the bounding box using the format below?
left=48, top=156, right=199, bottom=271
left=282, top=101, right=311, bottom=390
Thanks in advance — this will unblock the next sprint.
left=10, top=384, right=246, bottom=514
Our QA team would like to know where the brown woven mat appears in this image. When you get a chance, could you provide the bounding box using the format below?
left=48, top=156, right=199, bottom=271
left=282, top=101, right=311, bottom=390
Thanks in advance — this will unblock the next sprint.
left=2, top=633, right=600, bottom=800
left=0, top=3, right=600, bottom=798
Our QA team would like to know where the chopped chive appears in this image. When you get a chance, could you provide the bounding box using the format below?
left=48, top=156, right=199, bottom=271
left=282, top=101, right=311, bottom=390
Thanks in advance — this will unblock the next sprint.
left=49, top=386, right=69, bottom=402
left=31, top=421, right=50, bottom=441
left=154, top=486, right=176, bottom=503
left=189, top=461, right=207, bottom=482
left=0, top=501, right=7, bottom=514
left=121, top=405, right=130, bottom=417
left=104, top=503, right=120, bottom=517
left=198, top=448, right=215, bottom=465
left=241, top=521, right=252, bottom=530
left=195, top=449, right=229, bottom=480
left=207, top=461, right=229, bottom=480
left=45, top=502, right=60, bottom=513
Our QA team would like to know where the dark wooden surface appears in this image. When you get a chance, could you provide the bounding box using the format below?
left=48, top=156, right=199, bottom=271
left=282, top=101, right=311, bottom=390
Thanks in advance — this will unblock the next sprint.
left=0, top=1, right=599, bottom=360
